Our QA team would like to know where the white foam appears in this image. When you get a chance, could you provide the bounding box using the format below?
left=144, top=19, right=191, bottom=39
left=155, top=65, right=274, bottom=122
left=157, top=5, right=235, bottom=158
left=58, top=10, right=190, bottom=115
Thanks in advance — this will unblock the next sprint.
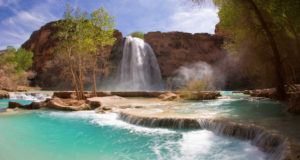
left=152, top=130, right=267, bottom=160
left=9, top=92, right=52, bottom=102
left=45, top=111, right=175, bottom=135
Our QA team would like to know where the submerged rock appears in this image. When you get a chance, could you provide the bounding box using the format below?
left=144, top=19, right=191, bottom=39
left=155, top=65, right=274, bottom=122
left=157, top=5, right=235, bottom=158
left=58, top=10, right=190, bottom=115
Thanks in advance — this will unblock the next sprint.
left=8, top=101, right=44, bottom=110
left=158, top=92, right=179, bottom=101
left=8, top=101, right=24, bottom=108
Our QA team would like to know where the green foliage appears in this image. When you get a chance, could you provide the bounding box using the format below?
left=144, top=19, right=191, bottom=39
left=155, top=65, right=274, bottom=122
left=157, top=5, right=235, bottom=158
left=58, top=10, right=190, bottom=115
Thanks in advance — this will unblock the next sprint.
left=0, top=46, right=33, bottom=75
left=53, top=4, right=116, bottom=98
left=179, top=77, right=211, bottom=100
left=130, top=31, right=144, bottom=40
left=0, top=46, right=34, bottom=90
left=90, top=6, right=116, bottom=48
left=211, top=0, right=300, bottom=88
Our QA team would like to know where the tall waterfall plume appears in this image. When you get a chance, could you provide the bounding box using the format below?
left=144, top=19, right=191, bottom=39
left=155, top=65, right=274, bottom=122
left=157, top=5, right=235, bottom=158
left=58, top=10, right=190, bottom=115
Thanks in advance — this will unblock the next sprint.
left=114, top=36, right=164, bottom=91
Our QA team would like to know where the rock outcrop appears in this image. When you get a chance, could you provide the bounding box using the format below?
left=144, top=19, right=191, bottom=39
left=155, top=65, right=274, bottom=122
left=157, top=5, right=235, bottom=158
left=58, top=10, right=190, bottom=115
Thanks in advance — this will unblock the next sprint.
left=46, top=98, right=97, bottom=111
left=144, top=32, right=225, bottom=78
left=8, top=101, right=24, bottom=109
left=158, top=92, right=179, bottom=101
left=21, top=21, right=123, bottom=89
left=0, top=90, right=9, bottom=99
left=8, top=97, right=101, bottom=111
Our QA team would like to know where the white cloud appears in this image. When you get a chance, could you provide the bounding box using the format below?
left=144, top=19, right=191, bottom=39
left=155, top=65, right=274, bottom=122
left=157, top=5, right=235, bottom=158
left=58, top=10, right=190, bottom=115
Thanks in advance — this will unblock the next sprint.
left=0, top=0, right=18, bottom=7
left=167, top=2, right=219, bottom=34
left=0, top=0, right=59, bottom=49
left=0, top=0, right=220, bottom=49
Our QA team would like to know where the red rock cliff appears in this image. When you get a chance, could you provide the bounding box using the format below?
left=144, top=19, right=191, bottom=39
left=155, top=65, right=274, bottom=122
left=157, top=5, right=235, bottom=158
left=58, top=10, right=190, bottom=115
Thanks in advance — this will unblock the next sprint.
left=144, top=32, right=225, bottom=77
left=22, top=21, right=122, bottom=89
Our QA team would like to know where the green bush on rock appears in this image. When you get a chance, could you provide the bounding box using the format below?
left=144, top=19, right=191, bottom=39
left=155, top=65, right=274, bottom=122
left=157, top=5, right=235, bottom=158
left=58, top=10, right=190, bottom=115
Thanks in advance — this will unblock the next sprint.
left=130, top=31, right=144, bottom=40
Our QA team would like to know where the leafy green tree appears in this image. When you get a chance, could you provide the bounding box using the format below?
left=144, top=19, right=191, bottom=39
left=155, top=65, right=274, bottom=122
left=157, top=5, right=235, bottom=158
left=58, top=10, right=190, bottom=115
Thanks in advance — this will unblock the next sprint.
left=54, top=5, right=89, bottom=99
left=0, top=46, right=34, bottom=90
left=54, top=4, right=116, bottom=99
left=0, top=46, right=33, bottom=75
left=89, top=7, right=116, bottom=96
left=130, top=31, right=144, bottom=39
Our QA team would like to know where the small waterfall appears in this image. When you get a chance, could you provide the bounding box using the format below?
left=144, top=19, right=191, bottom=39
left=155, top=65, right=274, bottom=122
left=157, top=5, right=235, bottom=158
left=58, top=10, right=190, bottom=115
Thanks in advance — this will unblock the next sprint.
left=113, top=36, right=164, bottom=91
left=9, top=92, right=53, bottom=102
left=119, top=112, right=290, bottom=160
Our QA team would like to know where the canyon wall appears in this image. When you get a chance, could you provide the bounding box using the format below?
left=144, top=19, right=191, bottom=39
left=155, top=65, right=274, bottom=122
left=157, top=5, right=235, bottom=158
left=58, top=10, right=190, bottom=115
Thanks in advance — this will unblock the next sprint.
left=144, top=32, right=225, bottom=77
left=22, top=21, right=246, bottom=90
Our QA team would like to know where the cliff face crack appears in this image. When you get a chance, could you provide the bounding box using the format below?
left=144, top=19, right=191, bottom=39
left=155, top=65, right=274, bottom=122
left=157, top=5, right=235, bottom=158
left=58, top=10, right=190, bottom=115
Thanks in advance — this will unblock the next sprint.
left=119, top=112, right=290, bottom=160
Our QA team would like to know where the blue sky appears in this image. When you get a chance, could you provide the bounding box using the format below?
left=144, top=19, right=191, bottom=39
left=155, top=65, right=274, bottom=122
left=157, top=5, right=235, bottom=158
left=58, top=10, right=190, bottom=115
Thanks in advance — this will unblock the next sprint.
left=0, top=0, right=219, bottom=49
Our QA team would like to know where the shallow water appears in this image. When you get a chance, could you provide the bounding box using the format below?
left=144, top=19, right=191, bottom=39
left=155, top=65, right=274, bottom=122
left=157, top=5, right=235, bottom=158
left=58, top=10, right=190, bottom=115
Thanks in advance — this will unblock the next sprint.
left=0, top=99, right=267, bottom=160
left=177, top=94, right=286, bottom=121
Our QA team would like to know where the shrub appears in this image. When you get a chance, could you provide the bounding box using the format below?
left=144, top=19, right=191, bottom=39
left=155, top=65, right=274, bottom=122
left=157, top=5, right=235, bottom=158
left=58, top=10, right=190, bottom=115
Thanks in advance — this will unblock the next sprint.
left=130, top=31, right=144, bottom=40
left=179, top=77, right=212, bottom=100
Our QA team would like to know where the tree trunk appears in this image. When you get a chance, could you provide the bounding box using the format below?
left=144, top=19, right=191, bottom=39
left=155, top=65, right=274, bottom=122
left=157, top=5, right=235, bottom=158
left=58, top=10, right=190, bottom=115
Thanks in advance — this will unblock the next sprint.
left=247, top=0, right=286, bottom=100
left=78, top=57, right=85, bottom=99
left=69, top=63, right=80, bottom=100
left=92, top=66, right=97, bottom=97
left=67, top=49, right=80, bottom=100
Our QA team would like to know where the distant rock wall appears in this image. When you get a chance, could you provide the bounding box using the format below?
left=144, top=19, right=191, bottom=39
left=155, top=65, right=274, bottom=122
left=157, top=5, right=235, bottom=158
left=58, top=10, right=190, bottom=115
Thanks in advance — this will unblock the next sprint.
left=22, top=21, right=246, bottom=90
left=144, top=32, right=225, bottom=77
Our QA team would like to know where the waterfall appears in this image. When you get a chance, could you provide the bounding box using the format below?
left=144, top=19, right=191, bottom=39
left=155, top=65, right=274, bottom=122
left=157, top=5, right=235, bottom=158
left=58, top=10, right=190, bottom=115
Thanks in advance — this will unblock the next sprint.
left=113, top=36, right=163, bottom=91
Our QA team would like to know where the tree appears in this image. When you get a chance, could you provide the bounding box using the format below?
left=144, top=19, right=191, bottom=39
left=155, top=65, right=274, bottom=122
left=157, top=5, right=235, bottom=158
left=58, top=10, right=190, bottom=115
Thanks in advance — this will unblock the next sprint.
left=54, top=4, right=116, bottom=99
left=54, top=5, right=89, bottom=100
left=0, top=46, right=34, bottom=90
left=89, top=7, right=116, bottom=96
left=193, top=0, right=300, bottom=100
left=0, top=46, right=33, bottom=75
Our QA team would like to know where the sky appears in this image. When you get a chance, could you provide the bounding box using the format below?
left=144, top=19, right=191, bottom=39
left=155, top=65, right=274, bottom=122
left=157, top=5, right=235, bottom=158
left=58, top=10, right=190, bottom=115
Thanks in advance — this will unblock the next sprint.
left=0, top=0, right=219, bottom=50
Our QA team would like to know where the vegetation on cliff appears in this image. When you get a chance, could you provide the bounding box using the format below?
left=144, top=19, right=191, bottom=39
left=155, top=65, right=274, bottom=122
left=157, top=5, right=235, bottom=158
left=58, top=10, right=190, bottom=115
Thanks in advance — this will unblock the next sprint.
left=130, top=31, right=144, bottom=40
left=54, top=4, right=116, bottom=99
left=0, top=46, right=35, bottom=90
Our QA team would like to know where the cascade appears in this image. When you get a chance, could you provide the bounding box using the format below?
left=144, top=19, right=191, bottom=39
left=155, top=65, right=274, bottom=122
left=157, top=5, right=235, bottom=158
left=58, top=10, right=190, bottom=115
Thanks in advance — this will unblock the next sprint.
left=119, top=112, right=290, bottom=160
left=9, top=92, right=53, bottom=102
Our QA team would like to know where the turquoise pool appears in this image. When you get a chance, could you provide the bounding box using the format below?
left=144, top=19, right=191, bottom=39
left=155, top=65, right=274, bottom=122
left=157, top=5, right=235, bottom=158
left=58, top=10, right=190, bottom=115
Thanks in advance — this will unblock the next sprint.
left=0, top=99, right=267, bottom=160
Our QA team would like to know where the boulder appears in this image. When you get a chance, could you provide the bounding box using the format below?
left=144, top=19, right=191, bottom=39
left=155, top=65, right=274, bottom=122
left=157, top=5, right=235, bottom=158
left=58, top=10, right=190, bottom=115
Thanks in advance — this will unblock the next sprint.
left=286, top=92, right=300, bottom=114
left=24, top=102, right=44, bottom=109
left=8, top=101, right=44, bottom=110
left=158, top=92, right=179, bottom=101
left=180, top=91, right=221, bottom=100
left=86, top=99, right=101, bottom=109
left=53, top=92, right=76, bottom=99
left=0, top=90, right=9, bottom=99
left=243, top=90, right=250, bottom=94
left=249, top=88, right=277, bottom=99
left=8, top=101, right=24, bottom=108
left=45, top=98, right=93, bottom=111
